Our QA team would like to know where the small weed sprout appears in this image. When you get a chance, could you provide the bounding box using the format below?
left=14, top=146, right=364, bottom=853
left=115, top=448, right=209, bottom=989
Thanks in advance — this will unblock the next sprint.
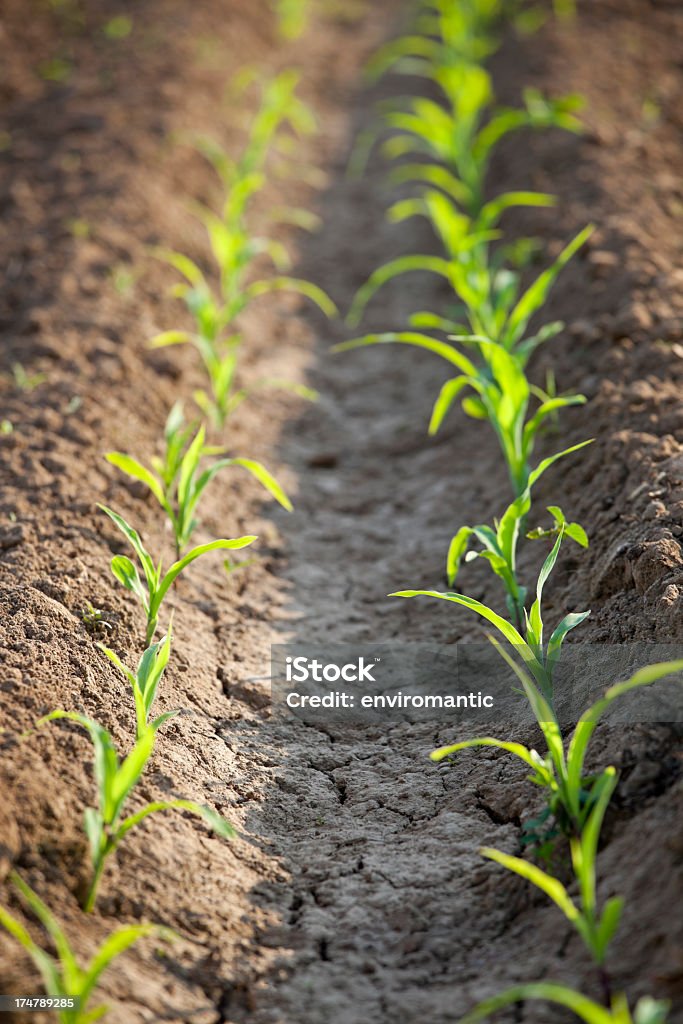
left=0, top=872, right=163, bottom=1023
left=39, top=711, right=235, bottom=912
left=98, top=630, right=175, bottom=739
left=81, top=602, right=113, bottom=637
left=273, top=0, right=310, bottom=39
left=106, top=404, right=291, bottom=558
left=9, top=362, right=47, bottom=392
left=99, top=504, right=256, bottom=644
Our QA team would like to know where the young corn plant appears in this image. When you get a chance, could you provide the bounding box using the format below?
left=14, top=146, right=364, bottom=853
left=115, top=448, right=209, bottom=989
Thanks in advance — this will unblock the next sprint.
left=153, top=75, right=336, bottom=427
left=394, top=502, right=590, bottom=702
left=340, top=221, right=593, bottom=497
left=483, top=766, right=622, bottom=985
left=106, top=404, right=292, bottom=559
left=365, top=0, right=508, bottom=80
left=98, top=630, right=175, bottom=740
left=377, top=65, right=582, bottom=221
left=445, top=448, right=590, bottom=626
left=39, top=711, right=234, bottom=913
left=99, top=504, right=256, bottom=644
left=432, top=654, right=683, bottom=842
left=359, top=0, right=582, bottom=216
left=0, top=873, right=163, bottom=1024
left=459, top=983, right=670, bottom=1024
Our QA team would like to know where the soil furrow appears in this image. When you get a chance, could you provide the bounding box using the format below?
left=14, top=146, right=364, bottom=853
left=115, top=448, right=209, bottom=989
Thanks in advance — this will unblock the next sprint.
left=0, top=1, right=682, bottom=1022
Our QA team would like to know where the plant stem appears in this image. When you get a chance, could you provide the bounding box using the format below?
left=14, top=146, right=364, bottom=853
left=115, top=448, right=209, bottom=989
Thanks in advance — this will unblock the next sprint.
left=84, top=857, right=105, bottom=913
left=145, top=615, right=157, bottom=647
left=598, top=967, right=613, bottom=1008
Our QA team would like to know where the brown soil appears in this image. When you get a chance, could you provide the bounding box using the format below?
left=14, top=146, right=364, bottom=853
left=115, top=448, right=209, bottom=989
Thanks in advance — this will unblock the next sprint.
left=0, top=1, right=682, bottom=1023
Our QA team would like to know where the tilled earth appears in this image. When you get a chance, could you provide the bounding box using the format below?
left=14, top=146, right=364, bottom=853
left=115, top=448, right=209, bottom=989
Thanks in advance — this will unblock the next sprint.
left=0, top=1, right=682, bottom=1022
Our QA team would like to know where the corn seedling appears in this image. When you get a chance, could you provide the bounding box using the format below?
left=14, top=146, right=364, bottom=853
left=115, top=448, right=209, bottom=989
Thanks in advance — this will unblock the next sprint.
left=445, top=452, right=590, bottom=625
left=366, top=0, right=505, bottom=80
left=483, top=766, right=622, bottom=976
left=459, top=982, right=669, bottom=1024
left=379, top=70, right=581, bottom=220
left=432, top=655, right=683, bottom=841
left=98, top=630, right=175, bottom=740
left=99, top=504, right=256, bottom=644
left=394, top=505, right=590, bottom=701
left=106, top=404, right=291, bottom=558
left=39, top=711, right=234, bottom=912
left=153, top=74, right=336, bottom=427
left=340, top=223, right=592, bottom=497
left=0, top=872, right=162, bottom=1023
left=361, top=0, right=582, bottom=216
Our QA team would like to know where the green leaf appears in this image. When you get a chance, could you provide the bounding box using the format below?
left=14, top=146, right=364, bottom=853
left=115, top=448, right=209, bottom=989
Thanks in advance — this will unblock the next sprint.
left=527, top=440, right=594, bottom=489
left=80, top=924, right=160, bottom=1004
left=505, top=225, right=594, bottom=346
left=110, top=728, right=156, bottom=824
left=462, top=395, right=488, bottom=419
left=117, top=799, right=236, bottom=842
left=547, top=610, right=591, bottom=676
left=247, top=276, right=338, bottom=318
left=431, top=737, right=541, bottom=774
left=225, top=458, right=293, bottom=511
left=459, top=981, right=614, bottom=1024
left=153, top=537, right=257, bottom=615
left=522, top=395, right=586, bottom=452
left=11, top=874, right=80, bottom=990
left=148, top=330, right=192, bottom=349
left=429, top=376, right=470, bottom=435
left=0, top=890, right=63, bottom=997
left=634, top=996, right=671, bottom=1024
left=390, top=590, right=526, bottom=648
left=96, top=644, right=136, bottom=688
left=110, top=556, right=148, bottom=610
left=546, top=506, right=589, bottom=548
left=364, top=34, right=443, bottom=81
left=528, top=529, right=564, bottom=647
left=489, top=640, right=564, bottom=765
left=347, top=256, right=452, bottom=326
left=478, top=191, right=556, bottom=231
left=106, top=453, right=166, bottom=507
left=571, top=767, right=617, bottom=932
left=334, top=332, right=478, bottom=375
left=481, top=847, right=580, bottom=924
left=83, top=807, right=104, bottom=865
left=445, top=526, right=474, bottom=586
left=154, top=249, right=207, bottom=288
left=567, top=660, right=683, bottom=804
left=99, top=505, right=156, bottom=590
left=388, top=162, right=472, bottom=206
left=177, top=425, right=206, bottom=514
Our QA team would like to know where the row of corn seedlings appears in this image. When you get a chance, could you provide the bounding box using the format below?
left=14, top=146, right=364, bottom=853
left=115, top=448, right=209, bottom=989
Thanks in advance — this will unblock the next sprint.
left=0, top=31, right=336, bottom=1022
left=341, top=2, right=681, bottom=1021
